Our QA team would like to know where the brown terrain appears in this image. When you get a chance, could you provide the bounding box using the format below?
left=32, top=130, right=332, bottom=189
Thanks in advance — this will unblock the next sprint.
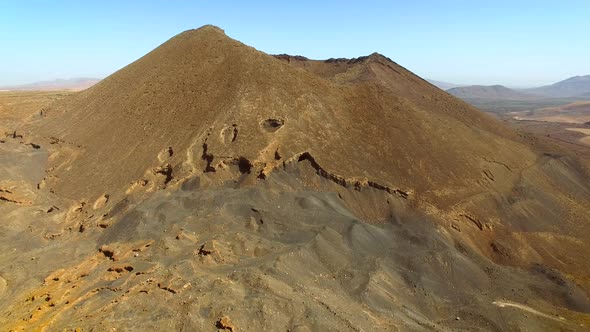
left=500, top=101, right=590, bottom=162
left=512, top=101, right=590, bottom=124
left=1, top=25, right=590, bottom=331
left=453, top=93, right=590, bottom=169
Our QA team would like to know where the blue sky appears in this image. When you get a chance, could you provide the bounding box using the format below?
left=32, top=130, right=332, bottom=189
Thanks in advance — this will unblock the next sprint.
left=1, top=1, right=589, bottom=87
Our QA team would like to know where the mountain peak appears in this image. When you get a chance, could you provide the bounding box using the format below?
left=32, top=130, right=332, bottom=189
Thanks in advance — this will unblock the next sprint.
left=34, top=26, right=508, bottom=202
left=171, top=25, right=231, bottom=45
left=528, top=74, right=590, bottom=97
left=185, top=24, right=226, bottom=36
left=348, top=52, right=395, bottom=65
left=562, top=74, right=590, bottom=83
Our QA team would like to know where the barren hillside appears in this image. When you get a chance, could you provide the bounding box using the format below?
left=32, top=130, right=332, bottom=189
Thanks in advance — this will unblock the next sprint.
left=1, top=25, right=589, bottom=331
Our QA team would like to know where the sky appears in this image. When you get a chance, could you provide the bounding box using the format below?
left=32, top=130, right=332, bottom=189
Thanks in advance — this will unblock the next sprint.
left=1, top=0, right=589, bottom=87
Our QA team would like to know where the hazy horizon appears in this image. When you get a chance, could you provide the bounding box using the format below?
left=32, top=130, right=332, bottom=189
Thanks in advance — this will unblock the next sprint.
left=5, top=76, right=585, bottom=91
left=1, top=1, right=589, bottom=87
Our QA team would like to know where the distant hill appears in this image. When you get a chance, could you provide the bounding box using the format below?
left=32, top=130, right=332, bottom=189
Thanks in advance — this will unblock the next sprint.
left=446, top=85, right=540, bottom=100
left=427, top=79, right=462, bottom=90
left=526, top=75, right=590, bottom=98
left=512, top=101, right=590, bottom=124
left=0, top=78, right=100, bottom=91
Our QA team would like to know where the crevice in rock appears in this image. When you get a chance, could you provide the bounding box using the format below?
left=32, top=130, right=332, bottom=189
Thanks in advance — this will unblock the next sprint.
left=0, top=196, right=20, bottom=204
left=47, top=205, right=60, bottom=213
left=483, top=169, right=495, bottom=182
left=0, top=194, right=31, bottom=205
left=107, top=266, right=134, bottom=273
left=153, top=164, right=173, bottom=184
left=231, top=124, right=238, bottom=142
left=7, top=130, right=23, bottom=139
left=261, top=118, right=284, bottom=132
left=237, top=157, right=252, bottom=174
left=158, top=284, right=177, bottom=294
left=199, top=129, right=216, bottom=173
left=482, top=158, right=512, bottom=171
left=99, top=246, right=117, bottom=261
left=262, top=151, right=410, bottom=199
left=202, top=142, right=215, bottom=173
left=460, top=214, right=491, bottom=231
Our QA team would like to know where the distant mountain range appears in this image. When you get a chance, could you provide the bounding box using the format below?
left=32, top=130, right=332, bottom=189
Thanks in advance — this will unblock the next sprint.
left=0, top=78, right=100, bottom=91
left=426, top=79, right=462, bottom=90
left=4, top=74, right=590, bottom=100
left=446, top=85, right=540, bottom=100
left=431, top=75, right=590, bottom=100
left=524, top=75, right=590, bottom=98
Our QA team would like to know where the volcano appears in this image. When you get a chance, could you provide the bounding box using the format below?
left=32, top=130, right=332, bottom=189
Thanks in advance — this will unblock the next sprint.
left=2, top=25, right=590, bottom=331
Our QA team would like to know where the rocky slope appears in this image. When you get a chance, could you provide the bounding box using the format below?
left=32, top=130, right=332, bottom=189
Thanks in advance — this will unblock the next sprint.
left=1, top=25, right=589, bottom=331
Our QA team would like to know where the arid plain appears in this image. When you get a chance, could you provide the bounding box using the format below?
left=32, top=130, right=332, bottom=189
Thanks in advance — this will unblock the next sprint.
left=1, top=26, right=590, bottom=331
